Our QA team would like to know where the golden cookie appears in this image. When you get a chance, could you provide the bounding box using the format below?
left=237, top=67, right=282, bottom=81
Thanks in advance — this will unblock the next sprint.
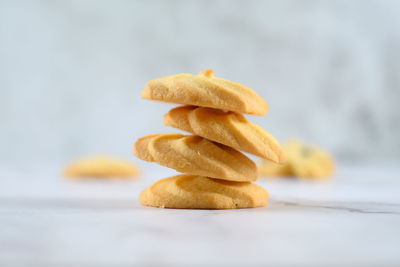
left=64, top=155, right=139, bottom=178
left=139, top=174, right=268, bottom=209
left=289, top=142, right=335, bottom=179
left=141, top=70, right=268, bottom=116
left=258, top=161, right=291, bottom=177
left=133, top=134, right=257, bottom=182
left=259, top=140, right=334, bottom=179
left=163, top=106, right=286, bottom=163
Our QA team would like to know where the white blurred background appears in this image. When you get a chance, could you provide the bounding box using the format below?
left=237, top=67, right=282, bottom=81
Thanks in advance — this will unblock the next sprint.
left=1, top=0, right=399, bottom=165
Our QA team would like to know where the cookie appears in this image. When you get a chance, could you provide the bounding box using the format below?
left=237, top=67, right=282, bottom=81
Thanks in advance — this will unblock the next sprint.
left=139, top=174, right=268, bottom=209
left=64, top=155, right=139, bottom=178
left=133, top=133, right=257, bottom=182
left=289, top=142, right=334, bottom=179
left=141, top=70, right=268, bottom=116
left=163, top=105, right=286, bottom=163
left=259, top=140, right=334, bottom=179
left=258, top=161, right=291, bottom=177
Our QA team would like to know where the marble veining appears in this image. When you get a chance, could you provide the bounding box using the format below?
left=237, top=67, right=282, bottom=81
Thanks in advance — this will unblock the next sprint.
left=273, top=200, right=400, bottom=215
left=1, top=164, right=400, bottom=266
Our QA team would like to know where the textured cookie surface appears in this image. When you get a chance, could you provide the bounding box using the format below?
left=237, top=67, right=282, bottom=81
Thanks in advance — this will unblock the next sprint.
left=141, top=70, right=268, bottom=116
left=64, top=155, right=139, bottom=178
left=133, top=134, right=257, bottom=182
left=139, top=174, right=268, bottom=209
left=259, top=140, right=334, bottom=179
left=164, top=106, right=286, bottom=163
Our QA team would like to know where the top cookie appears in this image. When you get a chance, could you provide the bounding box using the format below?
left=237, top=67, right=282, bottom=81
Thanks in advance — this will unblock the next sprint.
left=141, top=70, right=268, bottom=116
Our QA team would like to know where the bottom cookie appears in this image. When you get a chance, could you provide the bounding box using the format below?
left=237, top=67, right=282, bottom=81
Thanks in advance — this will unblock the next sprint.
left=139, top=174, right=268, bottom=209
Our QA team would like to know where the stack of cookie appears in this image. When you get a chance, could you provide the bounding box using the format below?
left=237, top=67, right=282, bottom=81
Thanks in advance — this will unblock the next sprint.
left=133, top=70, right=285, bottom=209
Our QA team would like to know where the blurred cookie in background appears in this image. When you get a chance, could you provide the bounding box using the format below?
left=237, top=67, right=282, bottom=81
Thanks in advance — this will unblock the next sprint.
left=64, top=155, right=140, bottom=179
left=259, top=140, right=334, bottom=180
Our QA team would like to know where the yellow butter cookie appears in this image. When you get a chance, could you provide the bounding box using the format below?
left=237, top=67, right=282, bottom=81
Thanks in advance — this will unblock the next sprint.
left=141, top=70, right=268, bottom=116
left=133, top=134, right=257, bottom=182
left=139, top=174, right=268, bottom=209
left=259, top=140, right=334, bottom=179
left=64, top=155, right=139, bottom=178
left=163, top=106, right=285, bottom=163
left=289, top=141, right=335, bottom=179
left=258, top=161, right=291, bottom=177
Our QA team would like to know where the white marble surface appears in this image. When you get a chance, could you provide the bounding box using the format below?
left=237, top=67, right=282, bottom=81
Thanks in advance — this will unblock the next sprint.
left=1, top=163, right=399, bottom=267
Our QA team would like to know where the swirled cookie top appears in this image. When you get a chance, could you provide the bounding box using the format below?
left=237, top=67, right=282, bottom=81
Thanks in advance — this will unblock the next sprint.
left=133, top=133, right=257, bottom=182
left=163, top=106, right=286, bottom=163
left=141, top=70, right=268, bottom=116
